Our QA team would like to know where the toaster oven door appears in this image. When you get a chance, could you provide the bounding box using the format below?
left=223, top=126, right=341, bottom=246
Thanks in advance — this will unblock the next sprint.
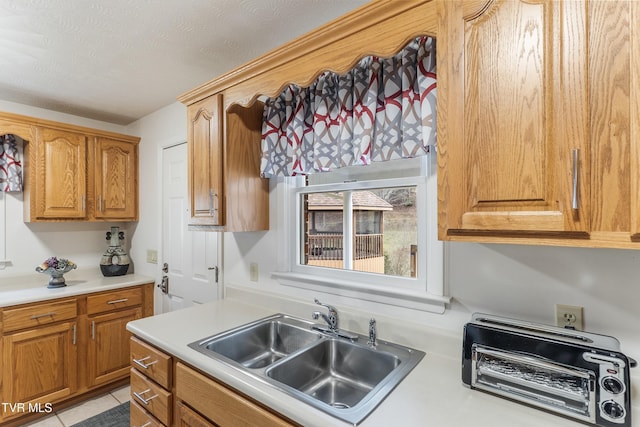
left=471, top=345, right=597, bottom=423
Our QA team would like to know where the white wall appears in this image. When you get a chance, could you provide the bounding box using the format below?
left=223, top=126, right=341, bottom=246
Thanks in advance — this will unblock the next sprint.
left=0, top=101, right=133, bottom=277
left=124, top=102, right=187, bottom=283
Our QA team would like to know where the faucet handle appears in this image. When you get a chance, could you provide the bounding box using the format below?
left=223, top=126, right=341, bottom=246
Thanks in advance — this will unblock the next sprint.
left=313, top=298, right=338, bottom=330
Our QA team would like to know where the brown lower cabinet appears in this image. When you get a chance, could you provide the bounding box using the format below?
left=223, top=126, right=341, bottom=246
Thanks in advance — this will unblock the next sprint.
left=0, top=283, right=153, bottom=425
left=130, top=337, right=300, bottom=427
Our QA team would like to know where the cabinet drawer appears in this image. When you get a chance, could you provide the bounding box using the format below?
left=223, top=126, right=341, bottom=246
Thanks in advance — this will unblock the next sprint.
left=87, top=287, right=142, bottom=315
left=2, top=299, right=77, bottom=332
left=131, top=337, right=172, bottom=388
left=176, top=362, right=295, bottom=427
left=131, top=368, right=172, bottom=425
left=130, top=399, right=164, bottom=427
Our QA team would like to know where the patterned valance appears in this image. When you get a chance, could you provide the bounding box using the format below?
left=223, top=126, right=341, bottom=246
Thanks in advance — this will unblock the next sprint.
left=260, top=36, right=436, bottom=177
left=0, top=134, right=23, bottom=192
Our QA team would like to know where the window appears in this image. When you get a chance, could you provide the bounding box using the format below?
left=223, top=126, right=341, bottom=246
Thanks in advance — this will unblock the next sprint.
left=302, top=187, right=417, bottom=278
left=273, top=155, right=447, bottom=313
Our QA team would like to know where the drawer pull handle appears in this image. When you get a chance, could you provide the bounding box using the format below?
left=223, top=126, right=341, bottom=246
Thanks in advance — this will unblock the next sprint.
left=133, top=356, right=158, bottom=369
left=107, top=298, right=129, bottom=304
left=30, top=312, right=56, bottom=320
left=133, top=389, right=158, bottom=405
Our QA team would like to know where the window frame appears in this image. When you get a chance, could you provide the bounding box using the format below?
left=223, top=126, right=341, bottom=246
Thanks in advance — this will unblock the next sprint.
left=272, top=153, right=448, bottom=314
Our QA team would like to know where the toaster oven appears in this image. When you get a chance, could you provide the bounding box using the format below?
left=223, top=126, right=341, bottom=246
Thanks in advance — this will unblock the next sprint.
left=462, top=313, right=635, bottom=426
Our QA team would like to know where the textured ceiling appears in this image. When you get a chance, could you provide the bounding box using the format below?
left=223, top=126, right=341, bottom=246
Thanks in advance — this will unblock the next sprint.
left=0, top=0, right=368, bottom=125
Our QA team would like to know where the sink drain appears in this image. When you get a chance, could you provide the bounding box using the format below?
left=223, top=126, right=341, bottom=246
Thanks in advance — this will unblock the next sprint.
left=331, top=402, right=351, bottom=409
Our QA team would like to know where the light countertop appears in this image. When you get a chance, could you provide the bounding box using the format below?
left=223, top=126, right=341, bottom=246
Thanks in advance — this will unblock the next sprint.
left=127, top=287, right=639, bottom=427
left=0, top=269, right=154, bottom=307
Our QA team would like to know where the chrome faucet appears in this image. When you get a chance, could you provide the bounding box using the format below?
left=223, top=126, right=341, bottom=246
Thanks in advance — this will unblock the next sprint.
left=312, top=298, right=339, bottom=332
left=311, top=298, right=358, bottom=341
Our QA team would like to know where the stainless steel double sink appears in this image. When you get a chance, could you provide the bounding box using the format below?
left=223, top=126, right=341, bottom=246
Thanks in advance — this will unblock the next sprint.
left=188, top=314, right=425, bottom=425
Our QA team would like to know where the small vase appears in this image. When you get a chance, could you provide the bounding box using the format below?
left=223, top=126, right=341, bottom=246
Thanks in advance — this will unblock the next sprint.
left=36, top=261, right=77, bottom=288
left=100, top=226, right=130, bottom=277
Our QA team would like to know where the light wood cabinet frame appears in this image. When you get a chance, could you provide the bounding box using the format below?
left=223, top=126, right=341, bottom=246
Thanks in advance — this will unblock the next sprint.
left=0, top=110, right=139, bottom=222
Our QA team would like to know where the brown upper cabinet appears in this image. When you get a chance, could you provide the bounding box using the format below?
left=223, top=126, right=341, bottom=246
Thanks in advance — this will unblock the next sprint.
left=0, top=111, right=139, bottom=222
left=93, top=137, right=138, bottom=220
left=438, top=0, right=590, bottom=240
left=438, top=0, right=640, bottom=249
left=185, top=94, right=268, bottom=231
left=187, top=94, right=224, bottom=227
left=33, top=127, right=88, bottom=219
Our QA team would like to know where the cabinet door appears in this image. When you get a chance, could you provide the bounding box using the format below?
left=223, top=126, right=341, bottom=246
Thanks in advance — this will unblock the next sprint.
left=2, top=322, right=77, bottom=415
left=438, top=0, right=589, bottom=239
left=35, top=127, right=87, bottom=219
left=94, top=137, right=138, bottom=220
left=176, top=401, right=216, bottom=427
left=87, top=307, right=141, bottom=388
left=187, top=94, right=224, bottom=226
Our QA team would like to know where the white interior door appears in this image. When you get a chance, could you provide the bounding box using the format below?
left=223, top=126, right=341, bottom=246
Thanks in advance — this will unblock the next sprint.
left=160, top=143, right=221, bottom=313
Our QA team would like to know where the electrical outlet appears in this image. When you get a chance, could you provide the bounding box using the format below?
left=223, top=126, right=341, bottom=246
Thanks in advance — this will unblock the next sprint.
left=555, top=304, right=584, bottom=330
left=249, top=262, right=259, bottom=282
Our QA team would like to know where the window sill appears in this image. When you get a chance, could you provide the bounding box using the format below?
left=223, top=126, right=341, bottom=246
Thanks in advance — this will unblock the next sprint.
left=272, top=271, right=449, bottom=314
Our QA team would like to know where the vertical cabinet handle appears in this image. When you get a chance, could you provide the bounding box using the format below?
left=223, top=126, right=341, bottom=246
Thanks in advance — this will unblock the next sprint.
left=98, top=195, right=102, bottom=212
left=72, top=324, right=77, bottom=345
left=81, top=195, right=86, bottom=211
left=91, top=320, right=95, bottom=340
left=209, top=189, right=218, bottom=216
left=572, top=149, right=579, bottom=210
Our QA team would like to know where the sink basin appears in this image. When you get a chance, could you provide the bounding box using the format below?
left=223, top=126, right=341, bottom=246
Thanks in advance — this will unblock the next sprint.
left=188, top=315, right=322, bottom=369
left=266, top=338, right=401, bottom=409
left=188, top=314, right=425, bottom=425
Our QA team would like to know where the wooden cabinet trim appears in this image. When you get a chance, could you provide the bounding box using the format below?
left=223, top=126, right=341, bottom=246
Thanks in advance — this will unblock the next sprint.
left=0, top=111, right=140, bottom=143
left=178, top=1, right=439, bottom=107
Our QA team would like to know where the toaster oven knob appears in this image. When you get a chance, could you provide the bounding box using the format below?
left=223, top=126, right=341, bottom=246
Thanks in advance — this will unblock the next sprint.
left=601, top=376, right=625, bottom=394
left=601, top=400, right=625, bottom=420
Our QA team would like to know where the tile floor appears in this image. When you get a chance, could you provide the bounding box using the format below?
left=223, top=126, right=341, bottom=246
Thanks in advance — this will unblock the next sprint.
left=23, top=385, right=130, bottom=427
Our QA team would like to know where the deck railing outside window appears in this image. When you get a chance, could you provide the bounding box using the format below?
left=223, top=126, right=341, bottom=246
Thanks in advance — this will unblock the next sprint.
left=307, top=233, right=383, bottom=260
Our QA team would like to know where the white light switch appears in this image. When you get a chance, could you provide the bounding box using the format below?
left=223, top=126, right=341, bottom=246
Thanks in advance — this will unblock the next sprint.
left=146, top=249, right=158, bottom=264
